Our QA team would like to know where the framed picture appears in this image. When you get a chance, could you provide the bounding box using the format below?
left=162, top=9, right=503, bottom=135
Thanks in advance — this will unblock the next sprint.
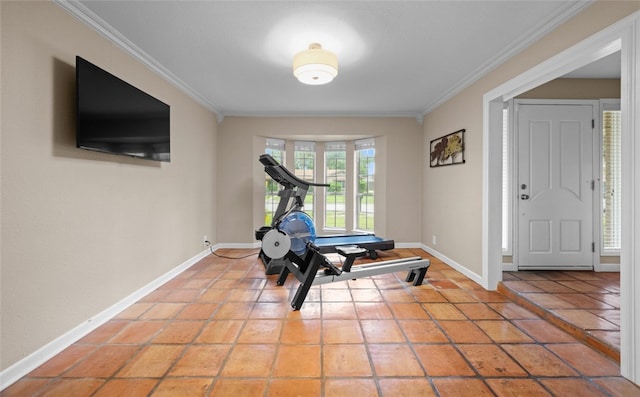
left=430, top=129, right=465, bottom=167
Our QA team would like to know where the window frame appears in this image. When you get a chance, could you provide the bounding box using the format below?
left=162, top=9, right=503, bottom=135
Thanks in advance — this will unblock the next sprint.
left=264, top=138, right=285, bottom=226
left=355, top=138, right=375, bottom=232
left=324, top=141, right=347, bottom=231
left=293, top=141, right=316, bottom=218
left=263, top=138, right=376, bottom=235
left=600, top=99, right=621, bottom=255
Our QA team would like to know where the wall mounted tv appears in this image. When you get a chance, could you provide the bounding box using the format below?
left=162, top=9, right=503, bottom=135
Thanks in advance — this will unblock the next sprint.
left=76, top=56, right=170, bottom=162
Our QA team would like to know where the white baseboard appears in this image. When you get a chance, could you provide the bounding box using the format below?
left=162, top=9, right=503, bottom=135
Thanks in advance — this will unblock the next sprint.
left=503, top=263, right=620, bottom=272
left=595, top=262, right=621, bottom=272
left=216, top=242, right=261, bottom=249
left=0, top=248, right=211, bottom=392
left=420, top=244, right=484, bottom=286
left=394, top=242, right=423, bottom=249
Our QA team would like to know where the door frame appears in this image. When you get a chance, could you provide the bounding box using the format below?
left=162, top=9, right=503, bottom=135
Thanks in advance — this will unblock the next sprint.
left=512, top=99, right=600, bottom=271
left=482, top=11, right=640, bottom=382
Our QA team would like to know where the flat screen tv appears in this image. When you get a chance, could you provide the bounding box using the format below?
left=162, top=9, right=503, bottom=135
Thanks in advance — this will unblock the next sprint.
left=76, top=56, right=170, bottom=162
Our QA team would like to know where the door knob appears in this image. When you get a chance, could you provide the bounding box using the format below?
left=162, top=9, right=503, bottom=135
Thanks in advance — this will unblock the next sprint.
left=521, top=194, right=529, bottom=200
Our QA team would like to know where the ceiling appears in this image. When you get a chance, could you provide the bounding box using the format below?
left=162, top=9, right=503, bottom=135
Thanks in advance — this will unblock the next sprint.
left=62, top=1, right=602, bottom=120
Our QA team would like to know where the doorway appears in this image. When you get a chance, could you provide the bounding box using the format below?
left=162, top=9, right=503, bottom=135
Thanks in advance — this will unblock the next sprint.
left=482, top=11, right=640, bottom=383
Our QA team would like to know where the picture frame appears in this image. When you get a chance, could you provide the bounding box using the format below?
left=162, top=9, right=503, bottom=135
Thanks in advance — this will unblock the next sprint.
left=429, top=129, right=465, bottom=167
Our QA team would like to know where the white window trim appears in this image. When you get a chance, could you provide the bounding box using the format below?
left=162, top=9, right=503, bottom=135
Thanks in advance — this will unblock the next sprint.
left=355, top=138, right=376, bottom=232
left=324, top=141, right=348, bottom=232
left=600, top=98, right=621, bottom=256
left=263, top=138, right=377, bottom=235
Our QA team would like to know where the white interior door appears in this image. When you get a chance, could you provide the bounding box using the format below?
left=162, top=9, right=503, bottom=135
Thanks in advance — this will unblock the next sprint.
left=517, top=102, right=594, bottom=270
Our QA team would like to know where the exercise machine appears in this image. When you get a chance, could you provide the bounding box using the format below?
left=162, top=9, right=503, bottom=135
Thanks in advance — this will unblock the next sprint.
left=255, top=153, right=395, bottom=274
left=260, top=212, right=430, bottom=310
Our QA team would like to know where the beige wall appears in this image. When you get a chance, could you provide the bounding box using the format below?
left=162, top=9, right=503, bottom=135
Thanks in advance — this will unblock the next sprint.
left=423, top=1, right=640, bottom=277
left=0, top=2, right=218, bottom=370
left=518, top=78, right=621, bottom=99
left=217, top=117, right=423, bottom=245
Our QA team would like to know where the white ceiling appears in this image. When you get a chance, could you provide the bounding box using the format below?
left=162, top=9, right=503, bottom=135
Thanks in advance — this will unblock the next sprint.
left=63, top=1, right=599, bottom=119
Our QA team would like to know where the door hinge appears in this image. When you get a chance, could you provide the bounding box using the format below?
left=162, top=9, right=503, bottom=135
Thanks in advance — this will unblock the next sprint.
left=591, top=180, right=595, bottom=191
left=592, top=119, right=595, bottom=129
left=592, top=242, right=595, bottom=253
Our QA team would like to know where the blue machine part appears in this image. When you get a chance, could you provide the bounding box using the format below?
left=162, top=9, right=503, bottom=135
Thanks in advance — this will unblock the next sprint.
left=278, top=211, right=316, bottom=255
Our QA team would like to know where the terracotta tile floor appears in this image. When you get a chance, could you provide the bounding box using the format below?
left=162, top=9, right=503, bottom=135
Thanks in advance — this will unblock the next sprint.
left=3, top=249, right=639, bottom=396
left=499, top=270, right=621, bottom=362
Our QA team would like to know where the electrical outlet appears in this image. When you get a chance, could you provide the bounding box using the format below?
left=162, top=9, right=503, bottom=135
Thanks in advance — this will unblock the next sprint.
left=203, top=235, right=211, bottom=246
left=432, top=235, right=437, bottom=245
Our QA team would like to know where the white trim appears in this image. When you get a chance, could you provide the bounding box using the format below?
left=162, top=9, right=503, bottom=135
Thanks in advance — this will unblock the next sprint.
left=393, top=242, right=423, bottom=249
left=482, top=99, right=505, bottom=290
left=595, top=262, right=621, bottom=272
left=421, top=244, right=483, bottom=286
left=53, top=0, right=221, bottom=117
left=501, top=100, right=515, bottom=256
left=218, top=242, right=261, bottom=250
left=0, top=248, right=211, bottom=392
left=483, top=10, right=640, bottom=384
left=620, top=13, right=640, bottom=383
left=502, top=262, right=518, bottom=272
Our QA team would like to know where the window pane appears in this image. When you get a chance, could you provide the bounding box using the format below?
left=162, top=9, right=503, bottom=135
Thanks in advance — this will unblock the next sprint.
left=602, top=110, right=621, bottom=251
left=294, top=141, right=316, bottom=218
left=265, top=139, right=285, bottom=225
left=356, top=140, right=375, bottom=231
left=325, top=143, right=346, bottom=229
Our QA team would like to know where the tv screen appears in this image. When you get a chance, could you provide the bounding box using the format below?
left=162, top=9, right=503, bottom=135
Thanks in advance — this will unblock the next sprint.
left=76, top=56, right=170, bottom=162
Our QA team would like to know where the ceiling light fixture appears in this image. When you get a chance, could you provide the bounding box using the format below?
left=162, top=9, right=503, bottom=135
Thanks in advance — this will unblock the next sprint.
left=293, top=43, right=338, bottom=85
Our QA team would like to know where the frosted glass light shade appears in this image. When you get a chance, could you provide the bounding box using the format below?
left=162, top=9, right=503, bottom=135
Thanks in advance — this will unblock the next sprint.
left=293, top=43, right=338, bottom=85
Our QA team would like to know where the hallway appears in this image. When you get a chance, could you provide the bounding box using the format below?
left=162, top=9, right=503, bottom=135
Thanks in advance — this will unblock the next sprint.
left=499, top=270, right=620, bottom=361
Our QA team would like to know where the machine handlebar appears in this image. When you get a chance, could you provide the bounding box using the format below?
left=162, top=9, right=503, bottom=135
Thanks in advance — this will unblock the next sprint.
left=260, top=154, right=330, bottom=190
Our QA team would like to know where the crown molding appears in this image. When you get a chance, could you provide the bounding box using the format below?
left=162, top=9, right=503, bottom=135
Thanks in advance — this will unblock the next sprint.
left=421, top=1, right=594, bottom=116
left=54, top=0, right=222, bottom=117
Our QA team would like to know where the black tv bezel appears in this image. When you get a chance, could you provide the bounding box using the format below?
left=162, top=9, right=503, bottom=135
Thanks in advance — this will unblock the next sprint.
left=75, top=56, right=171, bottom=162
